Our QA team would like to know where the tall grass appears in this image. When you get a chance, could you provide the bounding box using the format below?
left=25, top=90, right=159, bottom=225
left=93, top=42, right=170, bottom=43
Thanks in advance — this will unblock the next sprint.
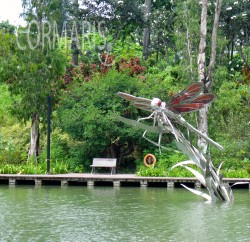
left=0, top=160, right=83, bottom=174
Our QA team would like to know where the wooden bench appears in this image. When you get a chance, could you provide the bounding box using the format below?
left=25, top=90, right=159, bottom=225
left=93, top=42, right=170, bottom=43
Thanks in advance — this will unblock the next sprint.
left=90, top=158, right=117, bottom=175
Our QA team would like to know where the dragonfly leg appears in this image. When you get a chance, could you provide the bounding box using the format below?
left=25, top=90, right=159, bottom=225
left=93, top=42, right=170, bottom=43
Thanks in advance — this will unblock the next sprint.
left=142, top=130, right=148, bottom=138
left=137, top=111, right=155, bottom=122
left=142, top=130, right=171, bottom=153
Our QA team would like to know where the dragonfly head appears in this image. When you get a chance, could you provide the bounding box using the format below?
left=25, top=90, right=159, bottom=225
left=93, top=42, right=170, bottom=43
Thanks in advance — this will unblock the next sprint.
left=151, top=98, right=162, bottom=109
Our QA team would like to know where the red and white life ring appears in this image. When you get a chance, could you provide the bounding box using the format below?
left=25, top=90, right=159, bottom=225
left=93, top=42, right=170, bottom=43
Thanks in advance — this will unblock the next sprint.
left=143, top=154, right=156, bottom=167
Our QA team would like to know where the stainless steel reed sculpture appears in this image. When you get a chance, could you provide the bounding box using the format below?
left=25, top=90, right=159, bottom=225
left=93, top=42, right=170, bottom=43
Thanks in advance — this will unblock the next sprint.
left=117, top=83, right=246, bottom=203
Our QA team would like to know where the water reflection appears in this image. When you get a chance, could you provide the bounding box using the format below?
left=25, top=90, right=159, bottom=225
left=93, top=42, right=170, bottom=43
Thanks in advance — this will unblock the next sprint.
left=0, top=186, right=249, bottom=241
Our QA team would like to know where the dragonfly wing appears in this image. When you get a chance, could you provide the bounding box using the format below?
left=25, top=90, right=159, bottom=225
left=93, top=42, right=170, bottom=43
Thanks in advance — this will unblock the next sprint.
left=169, top=93, right=214, bottom=113
left=116, top=116, right=160, bottom=133
left=117, top=92, right=151, bottom=104
left=117, top=92, right=152, bottom=112
left=133, top=102, right=152, bottom=112
left=168, top=83, right=203, bottom=105
left=117, top=92, right=138, bottom=101
left=190, top=93, right=214, bottom=104
left=170, top=103, right=205, bottom=113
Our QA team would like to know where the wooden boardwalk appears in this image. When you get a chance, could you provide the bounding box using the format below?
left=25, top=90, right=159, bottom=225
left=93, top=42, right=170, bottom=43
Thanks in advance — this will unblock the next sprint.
left=0, top=173, right=249, bottom=188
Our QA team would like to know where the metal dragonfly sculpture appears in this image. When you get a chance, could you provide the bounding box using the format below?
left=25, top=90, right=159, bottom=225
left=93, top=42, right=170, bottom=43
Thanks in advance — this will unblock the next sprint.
left=117, top=83, right=223, bottom=151
left=117, top=83, right=247, bottom=203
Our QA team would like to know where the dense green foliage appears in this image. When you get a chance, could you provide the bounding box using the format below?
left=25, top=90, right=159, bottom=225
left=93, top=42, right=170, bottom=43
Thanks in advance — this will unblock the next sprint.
left=0, top=0, right=249, bottom=177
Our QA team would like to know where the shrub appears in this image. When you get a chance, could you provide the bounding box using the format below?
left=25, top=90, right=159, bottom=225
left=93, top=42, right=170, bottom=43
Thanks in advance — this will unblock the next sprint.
left=136, top=147, right=190, bottom=177
left=0, top=160, right=75, bottom=174
left=137, top=165, right=166, bottom=177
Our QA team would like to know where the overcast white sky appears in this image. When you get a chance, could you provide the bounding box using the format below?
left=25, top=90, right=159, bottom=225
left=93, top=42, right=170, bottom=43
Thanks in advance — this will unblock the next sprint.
left=0, top=0, right=25, bottom=26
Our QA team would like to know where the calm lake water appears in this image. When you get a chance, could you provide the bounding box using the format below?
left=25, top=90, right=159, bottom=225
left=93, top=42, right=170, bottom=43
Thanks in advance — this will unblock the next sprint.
left=0, top=185, right=249, bottom=242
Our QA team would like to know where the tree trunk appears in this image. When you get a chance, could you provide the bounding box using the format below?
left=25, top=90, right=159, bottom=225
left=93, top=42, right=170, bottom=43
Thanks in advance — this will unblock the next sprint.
left=28, top=113, right=40, bottom=159
left=27, top=7, right=43, bottom=160
left=72, top=0, right=79, bottom=66
left=165, top=45, right=169, bottom=63
left=156, top=50, right=159, bottom=62
left=230, top=40, right=234, bottom=61
left=143, top=0, right=151, bottom=60
left=198, top=0, right=222, bottom=154
left=197, top=0, right=207, bottom=83
left=185, top=4, right=194, bottom=81
left=197, top=0, right=208, bottom=154
left=207, top=0, right=223, bottom=90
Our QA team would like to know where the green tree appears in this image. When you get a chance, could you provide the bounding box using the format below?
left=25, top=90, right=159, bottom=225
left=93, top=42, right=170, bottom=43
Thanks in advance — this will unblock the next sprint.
left=0, top=29, right=67, bottom=159
left=0, top=21, right=16, bottom=34
left=57, top=70, right=146, bottom=170
left=79, top=0, right=144, bottom=39
left=0, top=0, right=68, bottom=160
left=220, top=0, right=250, bottom=62
left=142, top=0, right=151, bottom=60
left=173, top=0, right=201, bottom=80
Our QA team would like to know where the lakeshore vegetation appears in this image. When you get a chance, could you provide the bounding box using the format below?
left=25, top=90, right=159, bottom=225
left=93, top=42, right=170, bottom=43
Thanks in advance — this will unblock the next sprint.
left=0, top=0, right=249, bottom=177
